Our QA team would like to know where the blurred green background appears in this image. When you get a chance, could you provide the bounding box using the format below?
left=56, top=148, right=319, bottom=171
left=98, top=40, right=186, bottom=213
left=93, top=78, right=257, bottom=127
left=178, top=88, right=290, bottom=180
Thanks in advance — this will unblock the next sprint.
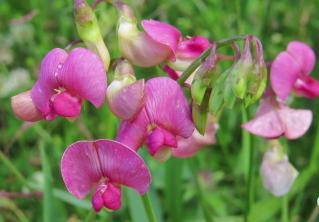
left=1, top=0, right=319, bottom=221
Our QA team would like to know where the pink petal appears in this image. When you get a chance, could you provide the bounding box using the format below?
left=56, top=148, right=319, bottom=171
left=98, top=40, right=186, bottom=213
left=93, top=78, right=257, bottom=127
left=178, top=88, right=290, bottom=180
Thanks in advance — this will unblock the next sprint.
left=92, top=186, right=104, bottom=212
left=163, top=65, right=180, bottom=80
left=278, top=105, right=312, bottom=139
left=146, top=127, right=165, bottom=155
left=242, top=99, right=284, bottom=138
left=294, top=75, right=319, bottom=99
left=11, top=90, right=43, bottom=122
left=108, top=80, right=145, bottom=120
left=38, top=48, right=68, bottom=89
left=59, top=48, right=107, bottom=108
left=145, top=77, right=194, bottom=138
left=31, top=81, right=56, bottom=120
left=102, top=183, right=122, bottom=211
left=52, top=92, right=82, bottom=118
left=270, top=52, right=301, bottom=100
left=287, top=41, right=316, bottom=75
left=61, top=140, right=151, bottom=199
left=116, top=109, right=149, bottom=150
left=142, top=19, right=181, bottom=60
left=173, top=121, right=217, bottom=158
left=94, top=140, right=151, bottom=194
left=176, top=36, right=210, bottom=59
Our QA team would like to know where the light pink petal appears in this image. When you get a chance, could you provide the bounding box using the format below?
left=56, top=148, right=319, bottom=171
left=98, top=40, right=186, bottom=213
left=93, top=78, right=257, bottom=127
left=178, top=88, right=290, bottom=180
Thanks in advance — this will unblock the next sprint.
left=278, top=105, right=312, bottom=139
left=116, top=109, right=149, bottom=150
left=61, top=141, right=103, bottom=199
left=145, top=77, right=194, bottom=138
left=61, top=140, right=151, bottom=199
left=59, top=48, right=107, bottom=107
left=287, top=41, right=316, bottom=75
left=173, top=122, right=217, bottom=158
left=52, top=92, right=82, bottom=118
left=294, top=75, right=319, bottom=99
left=108, top=80, right=145, bottom=120
left=242, top=99, right=284, bottom=138
left=270, top=52, right=301, bottom=100
left=38, top=48, right=68, bottom=89
left=142, top=19, right=181, bottom=59
left=176, top=36, right=210, bottom=59
left=95, top=140, right=151, bottom=195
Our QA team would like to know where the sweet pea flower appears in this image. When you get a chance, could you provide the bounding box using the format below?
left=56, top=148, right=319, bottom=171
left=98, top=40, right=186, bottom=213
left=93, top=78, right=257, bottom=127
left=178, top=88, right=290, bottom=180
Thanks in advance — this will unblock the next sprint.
left=271, top=41, right=318, bottom=100
left=260, top=146, right=298, bottom=196
left=106, top=60, right=145, bottom=119
left=117, top=77, right=195, bottom=161
left=164, top=36, right=210, bottom=86
left=242, top=93, right=312, bottom=139
left=16, top=48, right=106, bottom=121
left=61, top=139, right=151, bottom=212
left=172, top=118, right=217, bottom=158
left=117, top=3, right=181, bottom=67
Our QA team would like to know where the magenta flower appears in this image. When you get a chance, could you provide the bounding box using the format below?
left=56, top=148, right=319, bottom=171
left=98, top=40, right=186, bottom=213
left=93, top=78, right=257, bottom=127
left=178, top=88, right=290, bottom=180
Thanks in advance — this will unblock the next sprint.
left=270, top=41, right=318, bottom=100
left=242, top=94, right=312, bottom=139
left=172, top=118, right=217, bottom=158
left=163, top=36, right=210, bottom=86
left=117, top=77, right=195, bottom=161
left=118, top=4, right=181, bottom=67
left=31, top=48, right=106, bottom=120
left=61, top=139, right=151, bottom=212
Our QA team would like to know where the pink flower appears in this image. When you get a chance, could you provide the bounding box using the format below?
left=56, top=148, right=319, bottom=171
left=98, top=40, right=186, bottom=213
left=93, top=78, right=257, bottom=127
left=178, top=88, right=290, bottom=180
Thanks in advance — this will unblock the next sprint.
left=270, top=41, right=318, bottom=100
left=163, top=36, right=210, bottom=86
left=31, top=48, right=106, bottom=121
left=61, top=139, right=151, bottom=212
left=117, top=77, right=195, bottom=161
left=242, top=93, right=312, bottom=139
left=172, top=119, right=217, bottom=158
left=118, top=4, right=181, bottom=67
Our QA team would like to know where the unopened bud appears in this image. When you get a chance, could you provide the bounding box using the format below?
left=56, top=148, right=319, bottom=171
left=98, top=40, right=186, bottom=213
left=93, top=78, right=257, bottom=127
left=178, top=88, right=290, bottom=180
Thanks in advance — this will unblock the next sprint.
left=74, top=0, right=110, bottom=69
left=260, top=146, right=298, bottom=196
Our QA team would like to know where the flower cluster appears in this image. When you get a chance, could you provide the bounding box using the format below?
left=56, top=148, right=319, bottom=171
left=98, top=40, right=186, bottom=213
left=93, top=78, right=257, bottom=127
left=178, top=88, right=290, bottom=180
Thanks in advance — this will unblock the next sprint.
left=11, top=0, right=317, bottom=212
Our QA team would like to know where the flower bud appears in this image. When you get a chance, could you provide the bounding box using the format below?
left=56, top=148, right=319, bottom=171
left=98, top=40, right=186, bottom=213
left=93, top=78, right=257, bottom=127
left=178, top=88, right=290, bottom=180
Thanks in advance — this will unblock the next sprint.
left=117, top=3, right=181, bottom=67
left=11, top=90, right=42, bottom=122
left=260, top=146, right=298, bottom=196
left=107, top=60, right=145, bottom=119
left=74, top=0, right=110, bottom=69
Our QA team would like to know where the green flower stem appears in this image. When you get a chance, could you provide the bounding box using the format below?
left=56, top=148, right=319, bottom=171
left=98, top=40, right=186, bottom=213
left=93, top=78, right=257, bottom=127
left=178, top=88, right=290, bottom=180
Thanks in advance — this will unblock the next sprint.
left=242, top=105, right=254, bottom=222
left=141, top=193, right=157, bottom=222
left=177, top=35, right=246, bottom=86
left=281, top=195, right=288, bottom=222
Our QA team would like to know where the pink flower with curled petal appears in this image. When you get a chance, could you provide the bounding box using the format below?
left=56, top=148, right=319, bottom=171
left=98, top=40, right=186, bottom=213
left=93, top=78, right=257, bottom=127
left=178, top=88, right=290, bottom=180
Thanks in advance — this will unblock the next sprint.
left=61, top=139, right=151, bottom=212
left=30, top=48, right=106, bottom=121
left=172, top=118, right=217, bottom=158
left=117, top=77, right=195, bottom=161
left=242, top=93, right=312, bottom=139
left=164, top=36, right=210, bottom=86
left=270, top=41, right=318, bottom=100
left=118, top=4, right=181, bottom=67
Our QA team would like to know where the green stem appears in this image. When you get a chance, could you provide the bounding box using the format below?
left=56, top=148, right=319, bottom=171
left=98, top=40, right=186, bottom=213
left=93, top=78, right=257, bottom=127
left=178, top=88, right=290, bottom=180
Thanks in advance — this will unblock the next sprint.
left=84, top=211, right=96, bottom=222
left=141, top=193, right=157, bottom=222
left=242, top=106, right=254, bottom=222
left=281, top=196, right=288, bottom=222
left=177, top=35, right=246, bottom=86
left=0, top=150, right=32, bottom=190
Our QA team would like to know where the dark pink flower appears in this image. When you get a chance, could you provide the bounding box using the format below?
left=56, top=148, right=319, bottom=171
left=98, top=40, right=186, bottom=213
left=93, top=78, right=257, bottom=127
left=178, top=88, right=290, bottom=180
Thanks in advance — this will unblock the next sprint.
left=117, top=77, right=195, bottom=161
left=164, top=36, right=210, bottom=86
left=31, top=48, right=106, bottom=120
left=61, top=139, right=151, bottom=212
left=242, top=94, right=312, bottom=139
left=270, top=41, right=318, bottom=100
left=118, top=5, right=181, bottom=67
left=172, top=118, right=217, bottom=158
